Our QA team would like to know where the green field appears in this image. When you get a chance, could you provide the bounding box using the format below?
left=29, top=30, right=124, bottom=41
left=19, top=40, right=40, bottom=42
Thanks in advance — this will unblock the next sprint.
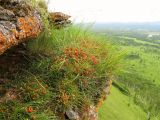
left=98, top=29, right=160, bottom=120
left=99, top=87, right=146, bottom=120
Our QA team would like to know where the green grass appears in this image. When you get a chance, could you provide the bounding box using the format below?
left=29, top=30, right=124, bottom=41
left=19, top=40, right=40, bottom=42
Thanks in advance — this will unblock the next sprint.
left=120, top=45, right=160, bottom=85
left=0, top=25, right=122, bottom=119
left=99, top=87, right=146, bottom=120
left=103, top=31, right=160, bottom=119
left=27, top=25, right=123, bottom=111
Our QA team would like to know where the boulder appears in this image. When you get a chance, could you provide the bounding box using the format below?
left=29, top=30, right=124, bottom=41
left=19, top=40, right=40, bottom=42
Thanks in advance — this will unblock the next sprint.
left=49, top=12, right=71, bottom=29
left=0, top=0, right=42, bottom=55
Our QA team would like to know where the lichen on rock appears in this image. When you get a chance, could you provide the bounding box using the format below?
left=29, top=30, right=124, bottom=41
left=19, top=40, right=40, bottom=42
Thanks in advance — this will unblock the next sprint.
left=49, top=12, right=72, bottom=29
left=0, top=0, right=42, bottom=55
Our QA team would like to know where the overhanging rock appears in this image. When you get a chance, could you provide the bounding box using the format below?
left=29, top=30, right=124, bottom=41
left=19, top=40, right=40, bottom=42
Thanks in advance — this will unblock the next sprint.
left=0, top=0, right=42, bottom=55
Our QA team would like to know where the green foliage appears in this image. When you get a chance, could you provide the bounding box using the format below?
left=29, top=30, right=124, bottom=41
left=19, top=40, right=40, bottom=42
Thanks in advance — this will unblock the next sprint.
left=0, top=100, right=57, bottom=120
left=17, top=76, right=49, bottom=102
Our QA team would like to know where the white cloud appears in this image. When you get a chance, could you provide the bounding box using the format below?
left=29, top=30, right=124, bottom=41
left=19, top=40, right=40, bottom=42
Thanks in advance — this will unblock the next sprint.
left=47, top=0, right=160, bottom=22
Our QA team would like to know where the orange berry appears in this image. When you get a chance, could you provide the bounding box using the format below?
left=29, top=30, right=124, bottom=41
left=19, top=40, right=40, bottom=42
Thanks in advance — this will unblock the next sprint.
left=74, top=49, right=79, bottom=56
left=27, top=106, right=33, bottom=113
left=91, top=56, right=98, bottom=65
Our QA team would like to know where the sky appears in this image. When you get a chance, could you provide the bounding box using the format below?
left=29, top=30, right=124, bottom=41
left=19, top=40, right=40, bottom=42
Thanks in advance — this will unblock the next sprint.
left=46, top=0, right=160, bottom=23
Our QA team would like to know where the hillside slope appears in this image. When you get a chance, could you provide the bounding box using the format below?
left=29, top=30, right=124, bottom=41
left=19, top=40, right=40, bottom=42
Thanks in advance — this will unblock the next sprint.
left=99, top=87, right=146, bottom=120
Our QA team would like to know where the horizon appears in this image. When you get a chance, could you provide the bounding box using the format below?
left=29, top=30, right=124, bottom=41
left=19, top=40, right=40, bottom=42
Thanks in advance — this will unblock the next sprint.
left=82, top=21, right=160, bottom=24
